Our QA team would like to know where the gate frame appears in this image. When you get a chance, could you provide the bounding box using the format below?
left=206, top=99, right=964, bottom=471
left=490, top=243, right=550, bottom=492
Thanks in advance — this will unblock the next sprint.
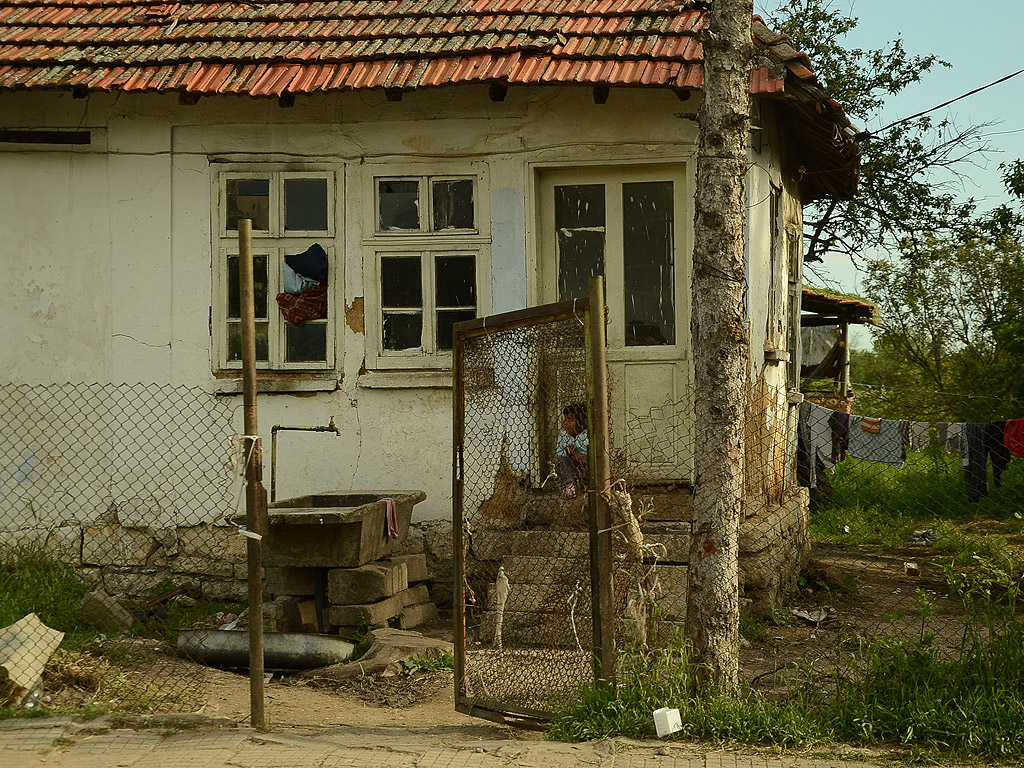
left=452, top=295, right=613, bottom=727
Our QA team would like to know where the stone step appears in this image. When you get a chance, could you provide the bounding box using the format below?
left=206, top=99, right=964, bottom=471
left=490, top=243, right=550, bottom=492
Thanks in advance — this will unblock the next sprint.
left=398, top=601, right=438, bottom=630
left=327, top=584, right=429, bottom=627
left=328, top=561, right=408, bottom=605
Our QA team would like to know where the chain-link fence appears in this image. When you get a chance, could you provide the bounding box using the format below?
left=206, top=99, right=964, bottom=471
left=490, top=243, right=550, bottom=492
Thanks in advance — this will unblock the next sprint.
left=0, top=382, right=241, bottom=713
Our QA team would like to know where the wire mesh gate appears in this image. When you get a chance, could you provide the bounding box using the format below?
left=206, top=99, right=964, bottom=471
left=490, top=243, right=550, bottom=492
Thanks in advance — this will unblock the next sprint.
left=453, top=299, right=610, bottom=726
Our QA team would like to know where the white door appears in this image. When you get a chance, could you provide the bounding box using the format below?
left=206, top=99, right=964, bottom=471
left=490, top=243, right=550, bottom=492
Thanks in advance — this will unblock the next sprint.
left=539, top=165, right=694, bottom=483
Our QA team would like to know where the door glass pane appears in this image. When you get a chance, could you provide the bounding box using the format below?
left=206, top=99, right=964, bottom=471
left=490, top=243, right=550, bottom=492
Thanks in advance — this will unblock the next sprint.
left=284, top=178, right=328, bottom=231
left=623, top=181, right=674, bottom=346
left=381, top=256, right=422, bottom=307
left=286, top=322, right=328, bottom=362
left=378, top=180, right=420, bottom=231
left=227, top=322, right=269, bottom=362
left=383, top=313, right=422, bottom=350
left=432, top=179, right=474, bottom=230
left=435, top=255, right=475, bottom=307
left=555, top=184, right=605, bottom=301
left=437, top=310, right=476, bottom=350
left=227, top=254, right=268, bottom=320
left=226, top=178, right=270, bottom=231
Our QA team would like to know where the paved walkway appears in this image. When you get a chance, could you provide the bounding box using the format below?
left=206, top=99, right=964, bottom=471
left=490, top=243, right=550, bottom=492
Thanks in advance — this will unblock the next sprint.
left=0, top=716, right=900, bottom=768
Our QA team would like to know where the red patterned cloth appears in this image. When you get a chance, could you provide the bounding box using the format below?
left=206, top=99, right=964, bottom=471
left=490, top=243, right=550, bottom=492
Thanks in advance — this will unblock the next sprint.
left=1005, top=419, right=1024, bottom=459
left=276, top=283, right=327, bottom=327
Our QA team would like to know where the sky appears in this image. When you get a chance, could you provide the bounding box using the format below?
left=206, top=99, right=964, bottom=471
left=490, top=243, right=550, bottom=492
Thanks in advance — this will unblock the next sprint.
left=756, top=0, right=1024, bottom=347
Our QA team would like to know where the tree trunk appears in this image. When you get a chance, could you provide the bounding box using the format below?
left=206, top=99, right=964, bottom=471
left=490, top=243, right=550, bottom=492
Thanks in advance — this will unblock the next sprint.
left=685, top=0, right=753, bottom=697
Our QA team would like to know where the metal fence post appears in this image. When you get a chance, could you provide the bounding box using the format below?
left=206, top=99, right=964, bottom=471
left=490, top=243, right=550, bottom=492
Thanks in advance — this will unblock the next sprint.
left=238, top=218, right=267, bottom=729
left=588, top=275, right=615, bottom=689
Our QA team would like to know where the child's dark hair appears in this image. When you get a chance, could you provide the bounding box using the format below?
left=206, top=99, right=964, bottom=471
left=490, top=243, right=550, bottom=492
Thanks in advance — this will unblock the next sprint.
left=562, top=402, right=587, bottom=426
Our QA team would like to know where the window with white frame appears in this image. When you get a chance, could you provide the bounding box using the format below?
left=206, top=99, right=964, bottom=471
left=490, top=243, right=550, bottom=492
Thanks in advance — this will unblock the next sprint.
left=213, top=170, right=337, bottom=371
left=365, top=171, right=487, bottom=368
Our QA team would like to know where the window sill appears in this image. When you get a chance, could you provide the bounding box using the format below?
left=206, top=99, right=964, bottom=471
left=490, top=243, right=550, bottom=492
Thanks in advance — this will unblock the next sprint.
left=358, top=370, right=453, bottom=389
left=213, top=373, right=340, bottom=395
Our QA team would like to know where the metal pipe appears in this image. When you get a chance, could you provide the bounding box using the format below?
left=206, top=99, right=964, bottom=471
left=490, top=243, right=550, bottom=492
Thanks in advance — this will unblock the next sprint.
left=270, top=417, right=342, bottom=502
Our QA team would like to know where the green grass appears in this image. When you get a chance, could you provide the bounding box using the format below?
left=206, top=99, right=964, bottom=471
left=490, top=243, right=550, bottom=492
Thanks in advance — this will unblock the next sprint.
left=0, top=541, right=95, bottom=649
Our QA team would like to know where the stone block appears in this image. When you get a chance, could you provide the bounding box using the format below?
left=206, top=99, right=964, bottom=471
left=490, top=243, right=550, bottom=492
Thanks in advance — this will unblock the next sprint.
left=177, top=524, right=247, bottom=563
left=264, top=596, right=304, bottom=633
left=642, top=529, right=691, bottom=563
left=472, top=530, right=589, bottom=561
left=328, top=561, right=408, bottom=605
left=265, top=566, right=317, bottom=595
left=201, top=578, right=248, bottom=602
left=501, top=556, right=587, bottom=585
left=389, top=553, right=428, bottom=583
left=652, top=565, right=688, bottom=622
left=82, top=524, right=158, bottom=567
left=398, top=602, right=438, bottom=630
left=327, top=584, right=429, bottom=627
left=297, top=599, right=318, bottom=633
left=171, top=556, right=235, bottom=578
left=81, top=589, right=133, bottom=632
left=101, top=567, right=173, bottom=598
left=0, top=526, right=82, bottom=559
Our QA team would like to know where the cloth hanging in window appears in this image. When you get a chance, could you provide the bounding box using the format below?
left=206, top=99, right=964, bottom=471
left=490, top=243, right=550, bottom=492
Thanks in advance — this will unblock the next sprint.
left=276, top=283, right=327, bottom=327
left=283, top=262, right=319, bottom=295
left=285, top=243, right=328, bottom=283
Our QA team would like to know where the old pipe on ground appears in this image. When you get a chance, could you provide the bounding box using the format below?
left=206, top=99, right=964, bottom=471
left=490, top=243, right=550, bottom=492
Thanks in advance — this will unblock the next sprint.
left=177, top=630, right=354, bottom=670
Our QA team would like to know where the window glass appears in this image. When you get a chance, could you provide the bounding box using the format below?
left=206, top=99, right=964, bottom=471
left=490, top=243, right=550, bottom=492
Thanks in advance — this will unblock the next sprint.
left=623, top=181, right=674, bottom=346
left=383, top=313, right=423, bottom=351
left=227, top=322, right=269, bottom=362
left=286, top=323, right=328, bottom=362
left=378, top=180, right=420, bottom=231
left=227, top=254, right=268, bottom=320
left=432, top=179, right=474, bottom=230
left=555, top=184, right=605, bottom=301
left=435, top=255, right=475, bottom=307
left=226, top=178, right=270, bottom=231
left=436, top=310, right=476, bottom=350
left=381, top=256, right=422, bottom=307
left=284, top=178, right=329, bottom=231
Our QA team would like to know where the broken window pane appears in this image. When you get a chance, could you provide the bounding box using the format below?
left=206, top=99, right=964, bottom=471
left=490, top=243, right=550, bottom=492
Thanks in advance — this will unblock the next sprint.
left=381, top=256, right=422, bottom=308
left=432, top=179, right=474, bottom=230
left=436, top=310, right=476, bottom=350
left=623, top=181, right=674, bottom=346
left=227, top=254, right=268, bottom=320
left=378, top=180, right=420, bottom=231
left=227, top=322, right=269, bottom=362
left=284, top=178, right=328, bottom=231
left=383, top=312, right=422, bottom=350
left=286, top=322, right=328, bottom=362
left=555, top=184, right=605, bottom=301
left=226, top=178, right=270, bottom=231
left=435, top=255, right=476, bottom=307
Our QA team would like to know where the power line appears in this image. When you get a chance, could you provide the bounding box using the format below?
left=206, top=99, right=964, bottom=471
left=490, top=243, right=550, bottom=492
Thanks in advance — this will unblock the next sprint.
left=856, top=67, right=1024, bottom=141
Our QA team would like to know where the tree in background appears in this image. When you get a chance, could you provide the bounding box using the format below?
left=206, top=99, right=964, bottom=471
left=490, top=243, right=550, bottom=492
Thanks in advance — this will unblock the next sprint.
left=857, top=163, right=1024, bottom=420
left=764, top=0, right=987, bottom=265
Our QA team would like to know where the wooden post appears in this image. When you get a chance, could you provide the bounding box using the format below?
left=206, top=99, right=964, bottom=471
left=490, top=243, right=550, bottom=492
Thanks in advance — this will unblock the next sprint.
left=451, top=327, right=467, bottom=705
left=587, top=276, right=615, bottom=689
left=839, top=320, right=850, bottom=398
left=238, top=219, right=267, bottom=729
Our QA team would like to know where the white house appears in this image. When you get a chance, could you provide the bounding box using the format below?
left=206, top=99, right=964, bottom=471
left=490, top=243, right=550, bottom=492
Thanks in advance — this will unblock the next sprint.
left=0, top=0, right=859, bottom=533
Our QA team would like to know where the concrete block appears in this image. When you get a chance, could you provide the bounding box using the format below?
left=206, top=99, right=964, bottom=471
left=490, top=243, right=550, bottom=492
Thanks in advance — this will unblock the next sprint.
left=652, top=565, right=688, bottom=622
left=82, top=524, right=157, bottom=567
left=265, top=566, right=317, bottom=595
left=398, top=602, right=438, bottom=630
left=328, top=561, right=408, bottom=605
left=501, top=556, right=587, bottom=585
left=327, top=584, right=429, bottom=627
left=472, top=530, right=589, bottom=561
left=389, top=553, right=428, bottom=583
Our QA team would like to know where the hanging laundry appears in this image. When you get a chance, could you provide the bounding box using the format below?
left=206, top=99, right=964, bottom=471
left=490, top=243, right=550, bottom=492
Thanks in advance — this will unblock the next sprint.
left=285, top=243, right=329, bottom=283
left=909, top=422, right=931, bottom=451
left=941, top=422, right=963, bottom=455
left=1005, top=419, right=1024, bottom=459
left=830, top=411, right=849, bottom=463
left=283, top=262, right=320, bottom=295
left=963, top=422, right=1011, bottom=502
left=847, top=415, right=906, bottom=468
left=276, top=282, right=327, bottom=327
left=805, top=402, right=835, bottom=470
left=797, top=402, right=816, bottom=489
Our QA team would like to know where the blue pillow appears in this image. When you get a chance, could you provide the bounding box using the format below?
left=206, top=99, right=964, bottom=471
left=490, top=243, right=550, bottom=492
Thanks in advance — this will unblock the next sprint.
left=285, top=243, right=328, bottom=284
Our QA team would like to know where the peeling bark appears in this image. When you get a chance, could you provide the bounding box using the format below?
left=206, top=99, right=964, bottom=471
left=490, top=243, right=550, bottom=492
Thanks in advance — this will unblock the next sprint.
left=684, top=0, right=753, bottom=697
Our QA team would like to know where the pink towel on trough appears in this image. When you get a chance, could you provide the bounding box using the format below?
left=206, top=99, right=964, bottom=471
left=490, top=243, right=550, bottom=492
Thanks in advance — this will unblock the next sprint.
left=381, top=497, right=399, bottom=539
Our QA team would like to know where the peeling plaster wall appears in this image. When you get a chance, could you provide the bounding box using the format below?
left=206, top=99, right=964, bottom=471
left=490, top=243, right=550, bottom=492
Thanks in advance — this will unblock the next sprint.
left=0, top=86, right=798, bottom=526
